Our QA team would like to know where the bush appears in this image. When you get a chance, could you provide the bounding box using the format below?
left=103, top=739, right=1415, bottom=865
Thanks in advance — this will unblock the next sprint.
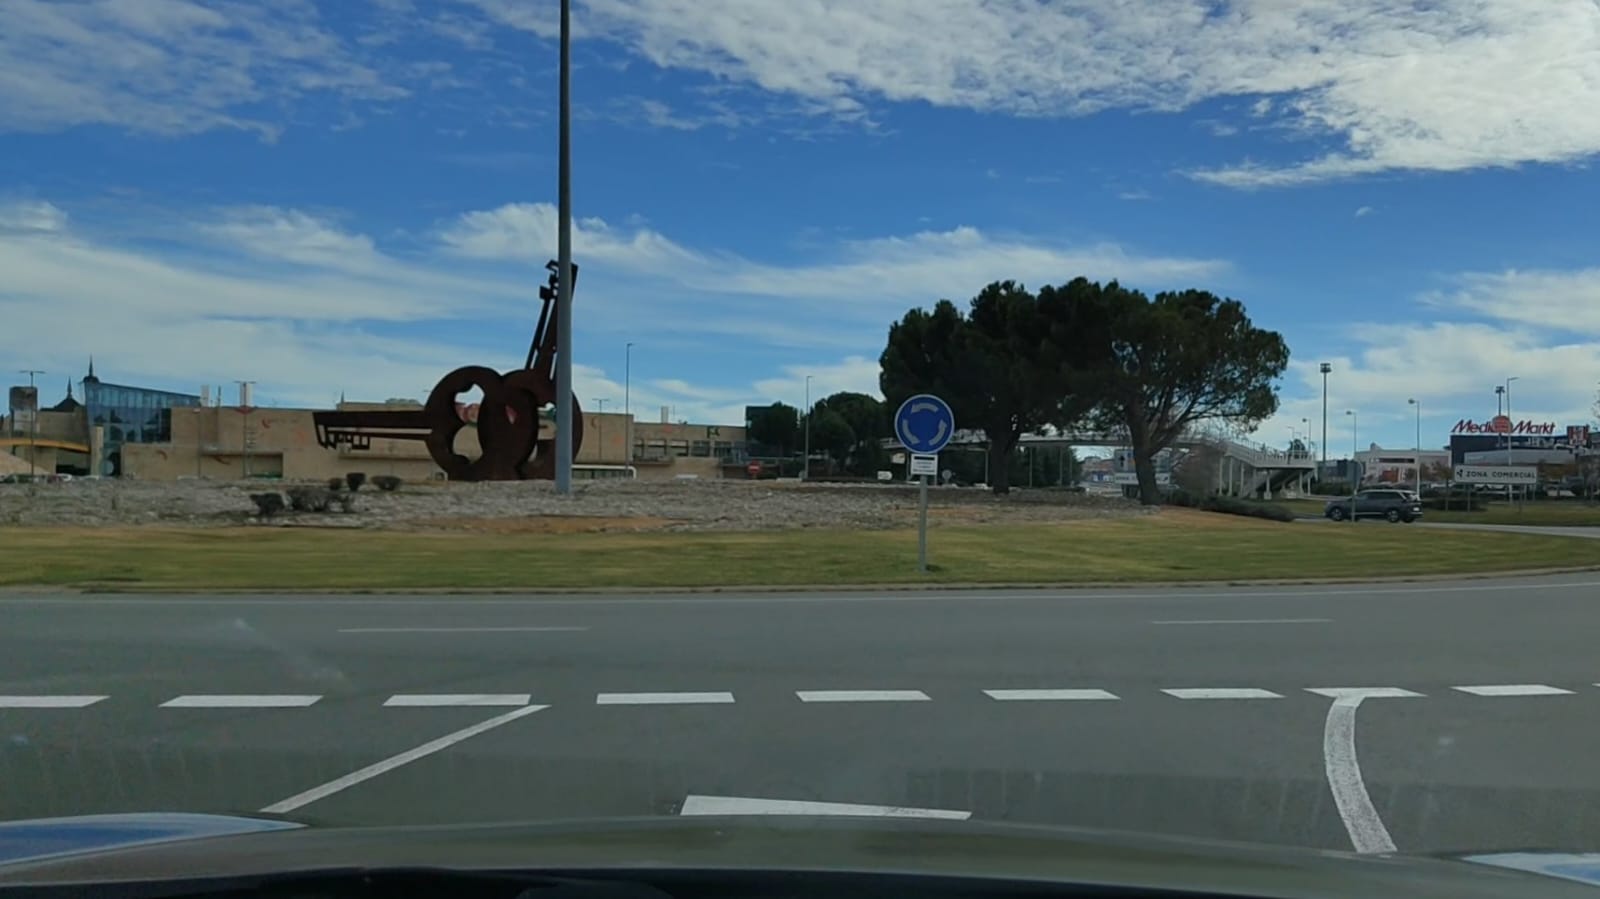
left=372, top=475, right=402, bottom=492
left=250, top=493, right=285, bottom=518
left=337, top=493, right=357, bottom=513
left=346, top=472, right=366, bottom=492
left=286, top=487, right=335, bottom=512
left=1164, top=488, right=1295, bottom=522
left=327, top=477, right=344, bottom=492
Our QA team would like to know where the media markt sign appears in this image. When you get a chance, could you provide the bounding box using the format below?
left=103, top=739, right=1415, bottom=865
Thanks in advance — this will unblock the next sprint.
left=1451, top=418, right=1556, bottom=436
left=1454, top=465, right=1538, bottom=485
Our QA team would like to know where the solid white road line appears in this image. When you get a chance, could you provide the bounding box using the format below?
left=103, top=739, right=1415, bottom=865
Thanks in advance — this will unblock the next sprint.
left=1453, top=684, right=1575, bottom=696
left=796, top=690, right=931, bottom=703
left=384, top=694, right=532, bottom=707
left=260, top=704, right=549, bottom=814
left=596, top=692, right=735, bottom=705
left=161, top=695, right=322, bottom=708
left=1306, top=688, right=1424, bottom=699
left=1162, top=688, right=1282, bottom=700
left=983, top=689, right=1119, bottom=701
left=1151, top=618, right=1333, bottom=625
left=0, top=695, right=108, bottom=708
left=1322, top=694, right=1397, bottom=854
left=338, top=626, right=589, bottom=633
left=679, top=794, right=970, bottom=820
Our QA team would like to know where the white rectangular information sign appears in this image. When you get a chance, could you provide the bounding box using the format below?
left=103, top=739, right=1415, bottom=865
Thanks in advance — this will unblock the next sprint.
left=1454, top=465, right=1538, bottom=485
left=909, top=454, right=939, bottom=476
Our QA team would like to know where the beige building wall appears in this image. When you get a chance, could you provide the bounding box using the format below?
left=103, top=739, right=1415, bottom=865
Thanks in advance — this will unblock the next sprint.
left=120, top=404, right=745, bottom=482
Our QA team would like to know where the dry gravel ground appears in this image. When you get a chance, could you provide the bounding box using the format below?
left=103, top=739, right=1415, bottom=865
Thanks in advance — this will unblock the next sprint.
left=0, top=477, right=1150, bottom=533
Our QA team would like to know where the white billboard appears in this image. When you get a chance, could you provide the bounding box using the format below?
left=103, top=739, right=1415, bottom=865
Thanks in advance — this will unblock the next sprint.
left=1454, top=465, right=1538, bottom=485
left=1112, top=472, right=1172, bottom=485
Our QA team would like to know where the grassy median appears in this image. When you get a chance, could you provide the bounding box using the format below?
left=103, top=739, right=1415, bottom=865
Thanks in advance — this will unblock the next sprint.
left=1, top=510, right=1595, bottom=591
left=1278, top=498, right=1600, bottom=526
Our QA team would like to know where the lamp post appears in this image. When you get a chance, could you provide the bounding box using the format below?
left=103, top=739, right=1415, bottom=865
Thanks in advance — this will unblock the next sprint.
left=1506, top=376, right=1520, bottom=506
left=1346, top=409, right=1358, bottom=521
left=1319, top=363, right=1332, bottom=476
left=593, top=398, right=608, bottom=462
left=1408, top=398, right=1421, bottom=494
left=802, top=375, right=812, bottom=481
left=17, top=369, right=43, bottom=478
left=553, top=0, right=575, bottom=495
left=624, top=342, right=634, bottom=463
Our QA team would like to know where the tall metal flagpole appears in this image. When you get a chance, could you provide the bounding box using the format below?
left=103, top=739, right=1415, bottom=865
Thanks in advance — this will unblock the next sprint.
left=554, top=0, right=575, bottom=494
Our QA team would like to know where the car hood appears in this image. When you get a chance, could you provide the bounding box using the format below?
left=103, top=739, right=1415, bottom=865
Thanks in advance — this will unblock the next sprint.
left=2, top=813, right=1599, bottom=897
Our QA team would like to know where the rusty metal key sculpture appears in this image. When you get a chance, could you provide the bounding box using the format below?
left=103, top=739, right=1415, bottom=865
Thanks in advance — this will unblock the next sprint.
left=313, top=261, right=584, bottom=480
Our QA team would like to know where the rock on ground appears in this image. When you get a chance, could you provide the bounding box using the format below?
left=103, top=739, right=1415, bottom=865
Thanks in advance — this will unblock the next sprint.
left=0, top=478, right=1152, bottom=532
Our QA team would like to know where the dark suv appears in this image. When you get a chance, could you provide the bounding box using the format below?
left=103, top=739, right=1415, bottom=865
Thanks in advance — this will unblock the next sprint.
left=1325, top=489, right=1422, bottom=523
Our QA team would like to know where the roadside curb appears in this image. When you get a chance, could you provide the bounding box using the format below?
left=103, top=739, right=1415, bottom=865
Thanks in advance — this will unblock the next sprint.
left=5, top=565, right=1599, bottom=597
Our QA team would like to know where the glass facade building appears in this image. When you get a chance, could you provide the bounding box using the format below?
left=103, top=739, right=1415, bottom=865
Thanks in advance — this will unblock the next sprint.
left=82, top=378, right=200, bottom=475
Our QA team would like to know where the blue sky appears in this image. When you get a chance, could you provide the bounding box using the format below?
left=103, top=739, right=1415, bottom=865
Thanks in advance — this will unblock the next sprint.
left=3, top=0, right=1600, bottom=455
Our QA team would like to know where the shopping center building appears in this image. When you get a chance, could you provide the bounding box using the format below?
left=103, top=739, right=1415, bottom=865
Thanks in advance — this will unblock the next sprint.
left=3, top=365, right=748, bottom=481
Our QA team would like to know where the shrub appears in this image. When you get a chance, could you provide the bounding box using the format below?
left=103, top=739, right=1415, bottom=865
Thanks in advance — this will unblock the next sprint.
left=250, top=493, right=285, bottom=518
left=285, top=487, right=312, bottom=512
left=372, top=475, right=402, bottom=492
left=327, top=477, right=344, bottom=492
left=346, top=472, right=366, bottom=492
left=337, top=493, right=356, bottom=513
left=1164, top=489, right=1295, bottom=522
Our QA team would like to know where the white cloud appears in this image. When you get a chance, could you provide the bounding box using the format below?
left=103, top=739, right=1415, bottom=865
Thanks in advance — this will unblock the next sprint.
left=1353, top=205, right=1373, bottom=218
left=1425, top=268, right=1600, bottom=337
left=544, top=0, right=1600, bottom=186
left=752, top=356, right=883, bottom=408
left=437, top=202, right=704, bottom=274
left=0, top=0, right=407, bottom=137
left=0, top=199, right=67, bottom=233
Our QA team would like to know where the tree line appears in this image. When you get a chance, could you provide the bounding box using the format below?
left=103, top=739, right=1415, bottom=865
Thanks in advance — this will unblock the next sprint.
left=879, top=278, right=1289, bottom=502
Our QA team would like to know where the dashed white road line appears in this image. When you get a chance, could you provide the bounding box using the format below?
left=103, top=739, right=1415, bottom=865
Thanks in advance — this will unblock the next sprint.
left=1151, top=618, right=1332, bottom=626
left=260, top=704, right=549, bottom=814
left=679, top=794, right=970, bottom=819
left=161, top=695, right=322, bottom=708
left=1306, top=688, right=1425, bottom=699
left=1322, top=693, right=1397, bottom=854
left=338, top=627, right=589, bottom=633
left=384, top=694, right=532, bottom=707
left=796, top=690, right=930, bottom=703
left=0, top=695, right=108, bottom=708
left=983, top=689, right=1119, bottom=701
left=1163, top=688, right=1282, bottom=700
left=597, top=692, right=735, bottom=705
left=1453, top=684, right=1574, bottom=696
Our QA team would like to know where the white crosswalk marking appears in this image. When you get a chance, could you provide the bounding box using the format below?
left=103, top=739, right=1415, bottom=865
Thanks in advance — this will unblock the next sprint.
left=983, top=689, right=1119, bottom=701
left=1453, top=684, right=1574, bottom=696
left=1306, top=688, right=1425, bottom=699
left=1163, top=688, right=1282, bottom=700
left=597, top=692, right=736, bottom=705
left=0, top=695, right=108, bottom=708
left=161, top=695, right=322, bottom=708
left=384, top=694, right=532, bottom=707
left=797, top=690, right=930, bottom=703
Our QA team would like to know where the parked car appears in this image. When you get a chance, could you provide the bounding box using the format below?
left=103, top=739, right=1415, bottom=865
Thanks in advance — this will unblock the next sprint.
left=1325, top=488, right=1423, bottom=523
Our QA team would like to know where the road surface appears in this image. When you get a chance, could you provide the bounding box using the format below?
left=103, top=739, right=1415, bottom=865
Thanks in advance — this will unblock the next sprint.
left=4, top=575, right=1600, bottom=855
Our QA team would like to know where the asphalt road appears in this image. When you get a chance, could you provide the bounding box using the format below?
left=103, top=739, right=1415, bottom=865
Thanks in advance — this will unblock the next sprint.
left=5, top=574, right=1600, bottom=856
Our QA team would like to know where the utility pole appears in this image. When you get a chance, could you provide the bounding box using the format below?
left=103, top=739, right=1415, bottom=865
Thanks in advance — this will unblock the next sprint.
left=1346, top=409, right=1358, bottom=522
left=624, top=342, right=634, bottom=463
left=235, top=380, right=255, bottom=479
left=17, top=369, right=43, bottom=478
left=802, top=375, right=812, bottom=481
left=553, top=0, right=575, bottom=494
left=593, top=397, right=608, bottom=462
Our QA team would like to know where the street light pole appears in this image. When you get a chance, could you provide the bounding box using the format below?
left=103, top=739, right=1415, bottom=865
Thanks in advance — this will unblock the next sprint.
left=803, top=375, right=812, bottom=481
left=1506, top=376, right=1520, bottom=507
left=1408, top=398, right=1421, bottom=494
left=1346, top=409, right=1358, bottom=522
left=553, top=0, right=575, bottom=495
left=592, top=398, right=607, bottom=462
left=17, top=369, right=43, bottom=478
left=1319, top=363, right=1332, bottom=474
left=624, top=342, right=633, bottom=463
